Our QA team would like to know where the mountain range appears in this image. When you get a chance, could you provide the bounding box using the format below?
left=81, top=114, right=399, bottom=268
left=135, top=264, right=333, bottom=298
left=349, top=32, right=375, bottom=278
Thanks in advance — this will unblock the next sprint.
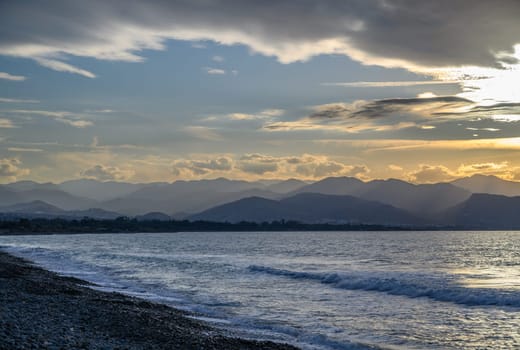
left=1, top=174, right=520, bottom=228
left=189, top=193, right=424, bottom=225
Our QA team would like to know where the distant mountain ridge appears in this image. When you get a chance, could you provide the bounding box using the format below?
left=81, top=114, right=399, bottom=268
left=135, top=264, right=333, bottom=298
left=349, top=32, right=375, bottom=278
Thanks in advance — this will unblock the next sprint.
left=100, top=179, right=282, bottom=216
left=451, top=174, right=520, bottom=196
left=291, top=177, right=471, bottom=214
left=0, top=200, right=121, bottom=219
left=0, top=185, right=96, bottom=210
left=58, top=179, right=149, bottom=201
left=189, top=193, right=424, bottom=225
left=2, top=175, right=520, bottom=228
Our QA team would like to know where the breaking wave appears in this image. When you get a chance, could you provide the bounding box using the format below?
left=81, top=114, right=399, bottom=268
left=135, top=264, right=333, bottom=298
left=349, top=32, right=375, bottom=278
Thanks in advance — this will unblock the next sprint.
left=248, top=265, right=520, bottom=308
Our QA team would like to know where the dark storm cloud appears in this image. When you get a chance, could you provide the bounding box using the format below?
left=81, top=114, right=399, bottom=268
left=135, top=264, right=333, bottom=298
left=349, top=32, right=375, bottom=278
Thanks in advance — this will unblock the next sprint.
left=1, top=0, right=520, bottom=75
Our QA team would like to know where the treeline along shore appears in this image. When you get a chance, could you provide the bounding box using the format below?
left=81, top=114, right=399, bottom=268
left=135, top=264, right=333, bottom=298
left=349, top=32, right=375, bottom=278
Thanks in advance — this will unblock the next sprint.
left=0, top=250, right=299, bottom=350
left=0, top=217, right=422, bottom=235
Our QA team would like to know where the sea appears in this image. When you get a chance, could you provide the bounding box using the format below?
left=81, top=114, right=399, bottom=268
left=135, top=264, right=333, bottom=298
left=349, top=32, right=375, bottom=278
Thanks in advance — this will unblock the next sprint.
left=1, top=231, right=519, bottom=349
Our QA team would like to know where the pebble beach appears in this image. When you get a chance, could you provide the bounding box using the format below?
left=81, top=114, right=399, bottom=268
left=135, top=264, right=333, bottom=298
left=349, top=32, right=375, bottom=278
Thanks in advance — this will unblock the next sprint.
left=0, top=251, right=298, bottom=350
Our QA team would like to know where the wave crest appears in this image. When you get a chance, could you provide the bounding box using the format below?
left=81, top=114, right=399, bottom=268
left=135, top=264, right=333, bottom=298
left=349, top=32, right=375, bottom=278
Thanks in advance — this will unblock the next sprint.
left=248, top=265, right=520, bottom=308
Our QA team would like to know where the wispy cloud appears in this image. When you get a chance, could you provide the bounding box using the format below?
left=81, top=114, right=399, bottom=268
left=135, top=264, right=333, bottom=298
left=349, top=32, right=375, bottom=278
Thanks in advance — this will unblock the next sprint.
left=264, top=96, right=520, bottom=134
left=228, top=113, right=257, bottom=121
left=322, top=80, right=461, bottom=87
left=212, top=55, right=224, bottom=62
left=0, top=119, right=16, bottom=128
left=34, top=58, right=96, bottom=78
left=466, top=127, right=500, bottom=132
left=9, top=109, right=93, bottom=128
left=265, top=119, right=417, bottom=133
left=317, top=137, right=520, bottom=152
left=58, top=119, right=93, bottom=128
left=0, top=97, right=39, bottom=103
left=264, top=97, right=468, bottom=133
left=0, top=72, right=26, bottom=81
left=226, top=109, right=284, bottom=121
left=184, top=126, right=222, bottom=141
left=204, top=67, right=226, bottom=75
left=7, top=147, right=43, bottom=152
left=191, top=42, right=207, bottom=49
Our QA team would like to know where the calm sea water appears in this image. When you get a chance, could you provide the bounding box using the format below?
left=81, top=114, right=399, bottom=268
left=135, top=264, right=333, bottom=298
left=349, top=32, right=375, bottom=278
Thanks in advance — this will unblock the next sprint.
left=1, top=231, right=519, bottom=349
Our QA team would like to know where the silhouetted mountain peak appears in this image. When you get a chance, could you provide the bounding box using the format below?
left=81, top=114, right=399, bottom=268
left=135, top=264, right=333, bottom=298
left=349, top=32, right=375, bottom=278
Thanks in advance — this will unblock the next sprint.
left=442, top=193, right=520, bottom=228
left=452, top=174, right=520, bottom=196
left=190, top=193, right=423, bottom=225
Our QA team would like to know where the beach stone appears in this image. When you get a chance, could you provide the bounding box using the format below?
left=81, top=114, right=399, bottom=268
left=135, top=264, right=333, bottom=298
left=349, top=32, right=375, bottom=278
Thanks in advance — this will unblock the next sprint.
left=0, top=251, right=298, bottom=350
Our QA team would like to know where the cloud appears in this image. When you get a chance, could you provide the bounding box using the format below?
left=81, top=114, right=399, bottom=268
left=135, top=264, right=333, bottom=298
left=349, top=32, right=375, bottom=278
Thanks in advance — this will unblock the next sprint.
left=491, top=115, right=520, bottom=122
left=264, top=119, right=418, bottom=133
left=204, top=67, right=226, bottom=75
left=292, top=158, right=369, bottom=178
left=9, top=109, right=93, bottom=128
left=0, top=119, right=16, bottom=128
left=408, top=164, right=457, bottom=183
left=172, top=156, right=233, bottom=176
left=319, top=137, right=520, bottom=152
left=228, top=113, right=256, bottom=121
left=458, top=162, right=509, bottom=174
left=237, top=154, right=279, bottom=175
left=417, top=92, right=438, bottom=99
left=264, top=96, right=520, bottom=133
left=259, top=109, right=285, bottom=117
left=2, top=1, right=520, bottom=77
left=0, top=158, right=30, bottom=181
left=33, top=57, right=96, bottom=78
left=265, top=97, right=471, bottom=133
left=80, top=164, right=134, bottom=181
left=170, top=153, right=369, bottom=179
left=309, top=97, right=472, bottom=120
left=225, top=109, right=284, bottom=121
left=0, top=97, right=39, bottom=103
left=212, top=55, right=224, bottom=62
left=7, top=147, right=43, bottom=153
left=408, top=161, right=516, bottom=183
left=0, top=72, right=26, bottom=81
left=388, top=164, right=403, bottom=171
left=238, top=153, right=369, bottom=179
left=57, top=119, right=93, bottom=128
left=466, top=127, right=500, bottom=132
left=184, top=126, right=222, bottom=141
left=322, top=80, right=460, bottom=88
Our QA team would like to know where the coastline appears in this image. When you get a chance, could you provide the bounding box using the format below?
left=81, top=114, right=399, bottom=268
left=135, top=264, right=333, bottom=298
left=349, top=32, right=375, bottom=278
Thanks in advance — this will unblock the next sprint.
left=0, top=251, right=298, bottom=350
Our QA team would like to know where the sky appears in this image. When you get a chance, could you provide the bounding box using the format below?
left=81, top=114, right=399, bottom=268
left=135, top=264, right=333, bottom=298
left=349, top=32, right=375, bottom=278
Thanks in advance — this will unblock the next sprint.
left=1, top=0, right=520, bottom=184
